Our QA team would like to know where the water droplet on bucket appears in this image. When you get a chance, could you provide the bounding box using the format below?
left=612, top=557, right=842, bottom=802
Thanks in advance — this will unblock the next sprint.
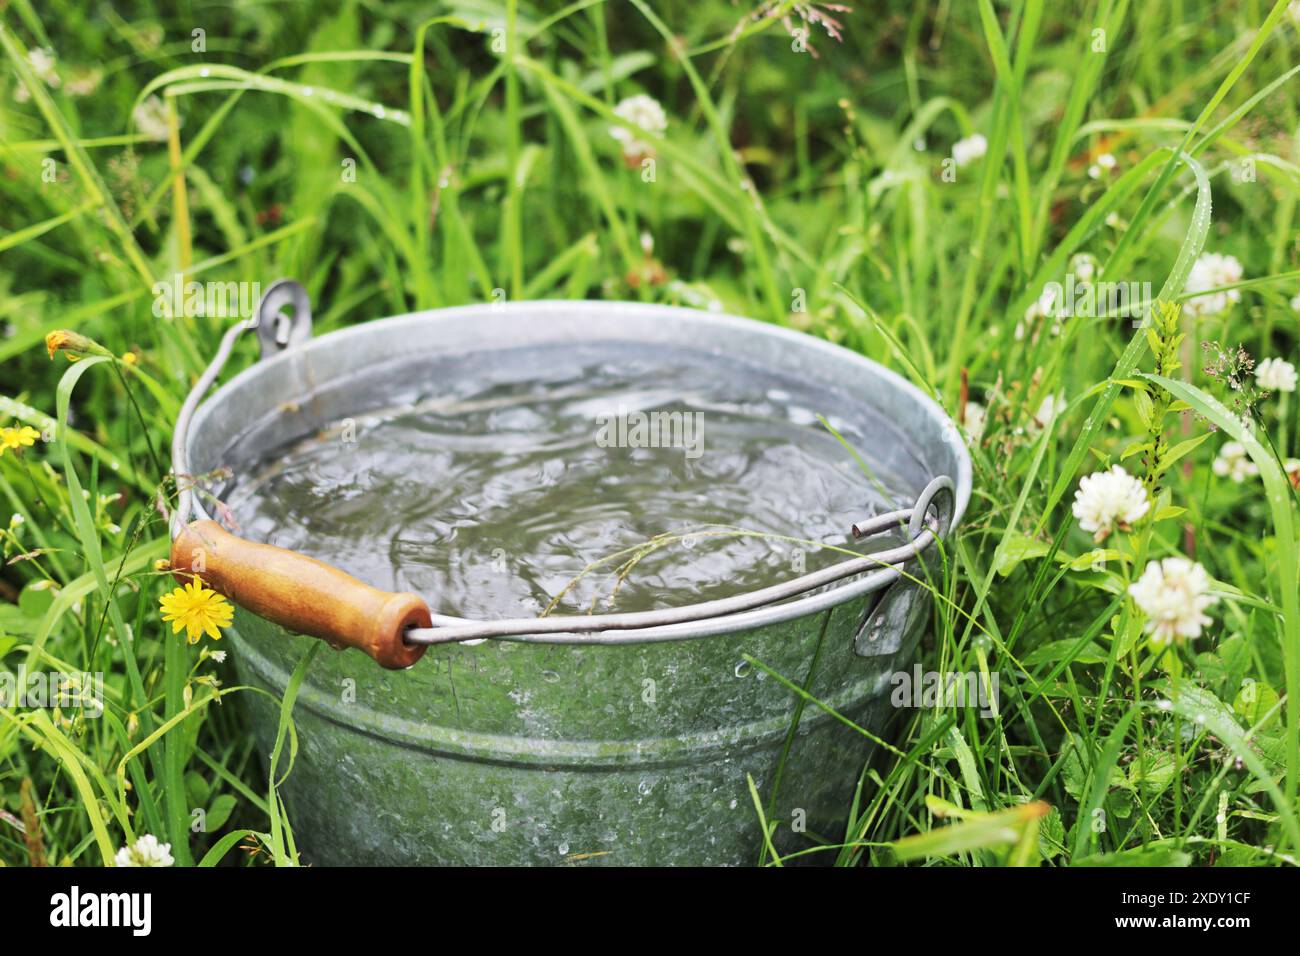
left=734, top=661, right=751, bottom=678
left=541, top=669, right=560, bottom=683
left=558, top=842, right=569, bottom=855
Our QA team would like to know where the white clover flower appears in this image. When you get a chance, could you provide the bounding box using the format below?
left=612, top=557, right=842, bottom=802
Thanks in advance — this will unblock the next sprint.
left=132, top=95, right=172, bottom=143
left=1072, top=465, right=1149, bottom=542
left=210, top=649, right=227, bottom=663
left=1128, top=557, right=1218, bottom=645
left=1182, top=252, right=1243, bottom=317
left=114, top=833, right=175, bottom=867
left=1290, top=293, right=1300, bottom=313
left=1070, top=253, right=1097, bottom=283
left=610, top=94, right=667, bottom=160
left=1033, top=393, right=1065, bottom=428
left=952, top=133, right=988, bottom=167
left=1016, top=286, right=1061, bottom=339
left=1212, top=440, right=1258, bottom=483
left=65, top=67, right=103, bottom=98
left=27, top=48, right=60, bottom=88
left=961, top=401, right=986, bottom=440
left=1255, top=357, right=1297, bottom=393
left=1088, top=153, right=1116, bottom=180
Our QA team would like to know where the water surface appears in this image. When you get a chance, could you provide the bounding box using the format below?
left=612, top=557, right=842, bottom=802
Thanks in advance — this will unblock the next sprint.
left=221, top=343, right=909, bottom=619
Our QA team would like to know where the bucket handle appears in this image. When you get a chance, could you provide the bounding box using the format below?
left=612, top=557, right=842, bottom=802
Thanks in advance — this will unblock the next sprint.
left=170, top=283, right=953, bottom=668
left=169, top=282, right=432, bottom=669
left=404, top=475, right=953, bottom=647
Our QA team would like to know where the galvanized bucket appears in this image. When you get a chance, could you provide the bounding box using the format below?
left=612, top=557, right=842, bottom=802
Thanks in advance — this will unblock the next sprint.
left=169, top=281, right=971, bottom=865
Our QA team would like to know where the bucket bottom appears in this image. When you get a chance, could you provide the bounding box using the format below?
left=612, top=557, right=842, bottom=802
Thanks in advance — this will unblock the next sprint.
left=239, top=683, right=896, bottom=866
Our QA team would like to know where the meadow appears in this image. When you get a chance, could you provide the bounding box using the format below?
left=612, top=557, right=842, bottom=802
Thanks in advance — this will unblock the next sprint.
left=0, top=0, right=1298, bottom=867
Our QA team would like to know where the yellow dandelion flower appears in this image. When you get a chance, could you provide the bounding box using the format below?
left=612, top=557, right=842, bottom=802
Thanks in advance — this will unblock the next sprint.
left=159, top=579, right=233, bottom=643
left=0, top=426, right=41, bottom=454
left=44, top=329, right=105, bottom=362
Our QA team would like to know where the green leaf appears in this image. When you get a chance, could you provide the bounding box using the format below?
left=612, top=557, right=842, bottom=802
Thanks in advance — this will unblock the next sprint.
left=1133, top=388, right=1155, bottom=428
left=1038, top=806, right=1066, bottom=861
left=1074, top=846, right=1191, bottom=867
left=1126, top=751, right=1176, bottom=797
left=1061, top=732, right=1103, bottom=800
left=994, top=533, right=1051, bottom=577
left=0, top=605, right=41, bottom=638
left=186, top=771, right=211, bottom=808
left=1120, top=441, right=1152, bottom=461
left=1161, top=432, right=1212, bottom=470
left=206, top=793, right=237, bottom=832
left=1063, top=548, right=1122, bottom=571
left=1234, top=681, right=1281, bottom=729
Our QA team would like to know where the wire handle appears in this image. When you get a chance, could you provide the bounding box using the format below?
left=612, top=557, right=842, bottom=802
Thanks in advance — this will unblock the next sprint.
left=403, top=475, right=953, bottom=647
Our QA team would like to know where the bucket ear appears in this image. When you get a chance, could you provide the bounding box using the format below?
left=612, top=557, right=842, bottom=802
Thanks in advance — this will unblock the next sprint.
left=170, top=519, right=430, bottom=669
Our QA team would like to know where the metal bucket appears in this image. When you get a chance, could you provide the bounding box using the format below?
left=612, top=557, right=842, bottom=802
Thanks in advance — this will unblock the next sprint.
left=169, top=282, right=971, bottom=865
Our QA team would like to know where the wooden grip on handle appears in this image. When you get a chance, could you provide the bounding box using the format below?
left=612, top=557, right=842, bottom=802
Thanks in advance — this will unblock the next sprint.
left=170, top=520, right=430, bottom=669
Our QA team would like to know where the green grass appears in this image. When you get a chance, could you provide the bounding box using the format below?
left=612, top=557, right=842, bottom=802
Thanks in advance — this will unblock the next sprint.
left=0, top=0, right=1298, bottom=866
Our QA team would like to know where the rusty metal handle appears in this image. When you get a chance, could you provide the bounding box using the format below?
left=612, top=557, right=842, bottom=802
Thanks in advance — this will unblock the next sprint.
left=171, top=519, right=430, bottom=669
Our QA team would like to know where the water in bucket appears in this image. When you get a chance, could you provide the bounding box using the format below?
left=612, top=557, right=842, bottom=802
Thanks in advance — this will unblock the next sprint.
left=220, top=341, right=909, bottom=618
